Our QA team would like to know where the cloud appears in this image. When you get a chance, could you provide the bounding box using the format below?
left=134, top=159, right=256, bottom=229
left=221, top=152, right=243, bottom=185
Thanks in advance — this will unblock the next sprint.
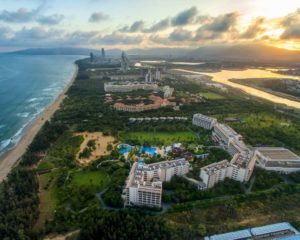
left=95, top=32, right=143, bottom=45
left=280, top=9, right=300, bottom=39
left=169, top=28, right=193, bottom=41
left=241, top=17, right=265, bottom=39
left=144, top=18, right=170, bottom=32
left=37, top=14, right=64, bottom=25
left=15, top=27, right=64, bottom=40
left=203, top=12, right=239, bottom=32
left=121, top=20, right=145, bottom=32
left=0, top=8, right=39, bottom=23
left=171, top=7, right=198, bottom=26
left=89, top=12, right=109, bottom=23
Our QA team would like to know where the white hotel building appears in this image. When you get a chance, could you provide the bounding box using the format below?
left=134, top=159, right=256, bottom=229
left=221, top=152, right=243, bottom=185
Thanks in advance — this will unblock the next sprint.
left=192, top=113, right=217, bottom=130
left=200, top=151, right=256, bottom=189
left=193, top=113, right=257, bottom=189
left=123, top=159, right=189, bottom=208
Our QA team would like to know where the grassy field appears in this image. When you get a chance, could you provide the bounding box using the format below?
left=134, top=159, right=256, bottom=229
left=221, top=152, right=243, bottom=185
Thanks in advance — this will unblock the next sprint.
left=35, top=170, right=59, bottom=230
left=69, top=170, right=110, bottom=192
left=200, top=92, right=224, bottom=100
left=122, top=131, right=198, bottom=145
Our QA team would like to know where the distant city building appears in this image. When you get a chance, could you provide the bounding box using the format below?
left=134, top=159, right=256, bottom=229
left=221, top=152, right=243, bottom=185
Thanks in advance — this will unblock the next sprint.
left=254, top=147, right=300, bottom=173
left=90, top=52, right=94, bottom=63
left=121, top=51, right=130, bottom=72
left=155, top=68, right=161, bottom=81
left=204, top=222, right=299, bottom=240
left=145, top=69, right=153, bottom=83
left=192, top=113, right=217, bottom=130
left=123, top=159, right=189, bottom=208
left=101, top=48, right=105, bottom=58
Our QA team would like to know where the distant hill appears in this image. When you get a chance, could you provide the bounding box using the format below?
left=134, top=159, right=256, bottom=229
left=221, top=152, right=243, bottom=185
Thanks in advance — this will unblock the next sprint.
left=7, top=47, right=99, bottom=56
left=189, top=44, right=300, bottom=62
left=7, top=44, right=300, bottom=62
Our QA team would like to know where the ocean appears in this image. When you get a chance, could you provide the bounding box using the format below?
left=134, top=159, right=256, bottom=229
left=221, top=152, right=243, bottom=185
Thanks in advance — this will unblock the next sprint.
left=0, top=54, right=82, bottom=156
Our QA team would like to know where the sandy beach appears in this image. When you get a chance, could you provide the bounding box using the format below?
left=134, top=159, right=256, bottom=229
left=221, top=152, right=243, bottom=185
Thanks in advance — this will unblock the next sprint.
left=0, top=64, right=78, bottom=182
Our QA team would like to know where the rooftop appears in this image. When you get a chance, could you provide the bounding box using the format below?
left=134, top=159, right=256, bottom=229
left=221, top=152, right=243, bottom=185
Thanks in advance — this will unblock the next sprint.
left=251, top=222, right=299, bottom=236
left=256, top=147, right=300, bottom=161
left=209, top=229, right=252, bottom=240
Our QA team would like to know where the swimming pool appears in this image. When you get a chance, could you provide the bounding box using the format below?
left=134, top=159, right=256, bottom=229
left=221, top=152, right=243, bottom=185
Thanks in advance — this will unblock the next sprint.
left=118, top=144, right=133, bottom=154
left=139, top=147, right=157, bottom=155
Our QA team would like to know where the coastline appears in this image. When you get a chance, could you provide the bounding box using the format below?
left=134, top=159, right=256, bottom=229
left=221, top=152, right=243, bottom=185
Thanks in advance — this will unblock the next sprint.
left=0, top=63, right=78, bottom=182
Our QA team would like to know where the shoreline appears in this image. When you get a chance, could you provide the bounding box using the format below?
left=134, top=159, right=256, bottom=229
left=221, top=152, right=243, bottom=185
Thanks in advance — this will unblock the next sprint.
left=0, top=63, right=78, bottom=182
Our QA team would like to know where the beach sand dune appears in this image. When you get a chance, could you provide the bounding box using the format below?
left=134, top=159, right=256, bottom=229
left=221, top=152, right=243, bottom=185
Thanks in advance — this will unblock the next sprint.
left=0, top=65, right=78, bottom=182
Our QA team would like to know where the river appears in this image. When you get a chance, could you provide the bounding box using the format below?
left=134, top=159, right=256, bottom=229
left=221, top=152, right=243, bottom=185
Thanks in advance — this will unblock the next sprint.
left=173, top=68, right=300, bottom=109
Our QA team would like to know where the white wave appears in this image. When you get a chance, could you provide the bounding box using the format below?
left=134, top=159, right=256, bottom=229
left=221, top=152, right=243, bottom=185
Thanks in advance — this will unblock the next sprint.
left=42, top=88, right=54, bottom=92
left=16, top=112, right=31, bottom=118
left=0, top=124, right=5, bottom=129
left=27, top=97, right=39, bottom=103
left=0, top=139, right=11, bottom=152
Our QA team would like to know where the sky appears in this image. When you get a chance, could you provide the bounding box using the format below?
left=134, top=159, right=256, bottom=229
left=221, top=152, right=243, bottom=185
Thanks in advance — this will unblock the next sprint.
left=0, top=0, right=300, bottom=51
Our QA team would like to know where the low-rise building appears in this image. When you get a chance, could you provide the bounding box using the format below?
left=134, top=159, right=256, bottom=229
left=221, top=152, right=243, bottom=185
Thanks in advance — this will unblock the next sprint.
left=192, top=113, right=217, bottom=130
left=104, top=83, right=158, bottom=92
left=254, top=147, right=300, bottom=173
left=205, top=222, right=299, bottom=240
left=123, top=159, right=189, bottom=208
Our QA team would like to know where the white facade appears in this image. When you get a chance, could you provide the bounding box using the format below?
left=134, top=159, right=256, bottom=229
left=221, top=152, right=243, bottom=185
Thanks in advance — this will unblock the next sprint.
left=124, top=159, right=189, bottom=208
left=200, top=160, right=232, bottom=189
left=200, top=151, right=256, bottom=189
left=104, top=83, right=158, bottom=92
left=192, top=113, right=217, bottom=130
left=254, top=147, right=300, bottom=173
left=212, top=123, right=243, bottom=148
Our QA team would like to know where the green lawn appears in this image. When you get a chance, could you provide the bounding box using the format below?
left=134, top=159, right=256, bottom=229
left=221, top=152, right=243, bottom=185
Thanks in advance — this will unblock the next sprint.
left=37, top=160, right=54, bottom=171
left=200, top=92, right=224, bottom=100
left=35, top=170, right=59, bottom=230
left=122, top=131, right=198, bottom=145
left=69, top=170, right=110, bottom=192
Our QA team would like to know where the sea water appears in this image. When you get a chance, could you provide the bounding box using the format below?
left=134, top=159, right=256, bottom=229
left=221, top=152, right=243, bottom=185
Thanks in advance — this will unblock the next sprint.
left=0, top=54, right=82, bottom=156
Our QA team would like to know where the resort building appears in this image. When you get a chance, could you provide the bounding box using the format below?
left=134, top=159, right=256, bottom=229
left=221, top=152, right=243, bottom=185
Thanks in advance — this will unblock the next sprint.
left=194, top=113, right=256, bottom=189
left=212, top=123, right=243, bottom=148
left=228, top=139, right=249, bottom=157
left=254, top=147, right=300, bottom=173
left=230, top=150, right=256, bottom=182
left=104, top=82, right=158, bottom=92
left=123, top=159, right=189, bottom=208
left=162, top=86, right=174, bottom=98
left=205, top=222, right=299, bottom=240
left=114, top=96, right=176, bottom=112
left=192, top=113, right=217, bottom=130
left=200, top=160, right=232, bottom=189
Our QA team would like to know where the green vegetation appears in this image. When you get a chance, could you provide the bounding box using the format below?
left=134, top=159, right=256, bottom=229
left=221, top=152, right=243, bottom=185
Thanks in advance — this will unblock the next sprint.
left=69, top=170, right=109, bottom=192
left=163, top=176, right=244, bottom=203
left=2, top=58, right=300, bottom=240
left=252, top=168, right=283, bottom=191
left=78, top=210, right=170, bottom=240
left=200, top=92, right=224, bottom=100
left=121, top=131, right=197, bottom=145
left=102, top=168, right=129, bottom=208
left=228, top=113, right=300, bottom=154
